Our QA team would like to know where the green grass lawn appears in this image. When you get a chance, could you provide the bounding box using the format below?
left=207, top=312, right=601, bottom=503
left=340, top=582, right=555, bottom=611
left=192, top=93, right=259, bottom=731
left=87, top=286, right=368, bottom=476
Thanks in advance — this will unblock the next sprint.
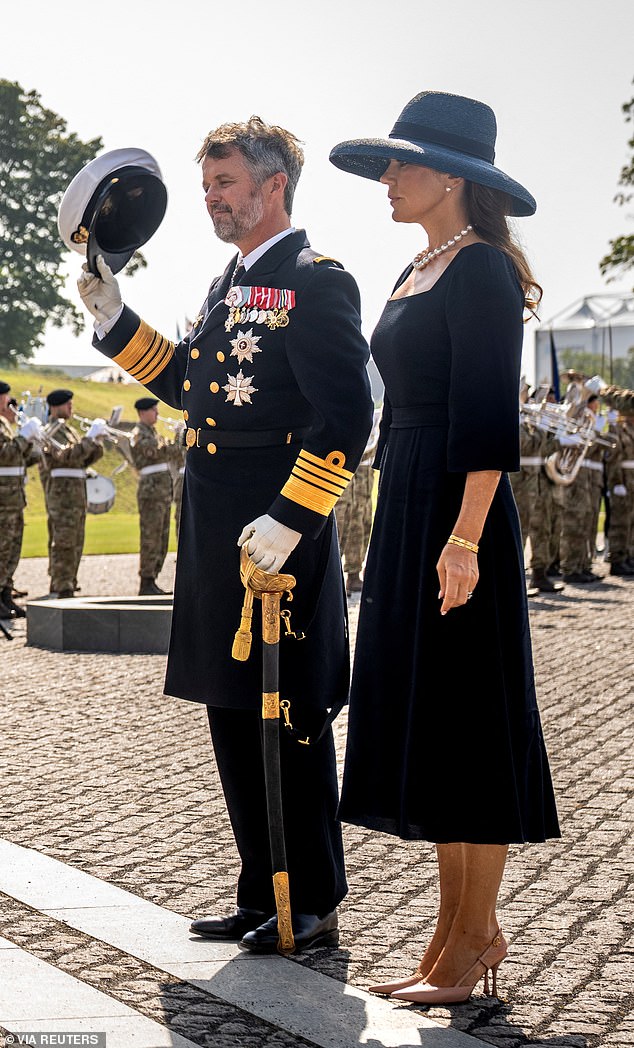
left=21, top=514, right=178, bottom=558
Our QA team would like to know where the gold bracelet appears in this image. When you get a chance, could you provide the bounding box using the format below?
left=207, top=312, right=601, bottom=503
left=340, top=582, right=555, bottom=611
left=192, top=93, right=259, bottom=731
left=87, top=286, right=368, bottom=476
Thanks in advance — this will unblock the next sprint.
left=447, top=533, right=479, bottom=554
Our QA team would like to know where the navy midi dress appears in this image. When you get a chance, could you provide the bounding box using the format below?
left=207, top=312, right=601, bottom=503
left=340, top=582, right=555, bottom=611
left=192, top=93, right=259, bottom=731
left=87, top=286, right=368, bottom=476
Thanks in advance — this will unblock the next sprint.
left=338, top=244, right=561, bottom=844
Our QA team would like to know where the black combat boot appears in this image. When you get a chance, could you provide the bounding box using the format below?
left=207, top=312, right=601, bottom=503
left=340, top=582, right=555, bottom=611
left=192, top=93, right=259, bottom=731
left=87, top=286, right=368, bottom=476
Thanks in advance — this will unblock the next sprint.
left=0, top=595, right=15, bottom=619
left=529, top=568, right=564, bottom=593
left=609, top=560, right=634, bottom=576
left=1, top=587, right=25, bottom=617
left=139, top=578, right=171, bottom=596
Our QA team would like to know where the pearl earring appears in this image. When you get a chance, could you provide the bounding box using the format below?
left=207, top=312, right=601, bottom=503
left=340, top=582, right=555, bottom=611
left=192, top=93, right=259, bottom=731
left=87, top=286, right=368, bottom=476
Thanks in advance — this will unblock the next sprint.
left=446, top=187, right=452, bottom=193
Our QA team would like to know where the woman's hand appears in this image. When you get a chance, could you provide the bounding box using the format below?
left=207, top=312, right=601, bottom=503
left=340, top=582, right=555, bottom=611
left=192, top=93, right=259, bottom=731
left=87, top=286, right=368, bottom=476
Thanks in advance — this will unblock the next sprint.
left=436, top=542, right=478, bottom=615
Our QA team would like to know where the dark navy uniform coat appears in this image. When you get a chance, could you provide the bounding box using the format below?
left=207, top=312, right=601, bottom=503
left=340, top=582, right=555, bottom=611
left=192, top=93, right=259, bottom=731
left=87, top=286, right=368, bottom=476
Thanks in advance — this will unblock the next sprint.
left=95, top=230, right=374, bottom=711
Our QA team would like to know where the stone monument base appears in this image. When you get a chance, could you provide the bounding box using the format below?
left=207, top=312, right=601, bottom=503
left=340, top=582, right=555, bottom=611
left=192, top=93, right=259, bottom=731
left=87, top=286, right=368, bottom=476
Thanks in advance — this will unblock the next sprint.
left=26, top=595, right=172, bottom=654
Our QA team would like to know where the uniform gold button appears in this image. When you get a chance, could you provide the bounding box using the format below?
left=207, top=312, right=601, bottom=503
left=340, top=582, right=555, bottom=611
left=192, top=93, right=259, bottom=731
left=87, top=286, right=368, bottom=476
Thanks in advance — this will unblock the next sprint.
left=207, top=443, right=217, bottom=455
left=210, top=381, right=220, bottom=393
left=190, top=348, right=200, bottom=359
left=183, top=410, right=189, bottom=421
left=185, top=427, right=196, bottom=448
left=206, top=417, right=216, bottom=426
left=216, top=351, right=225, bottom=362
left=183, top=379, right=191, bottom=391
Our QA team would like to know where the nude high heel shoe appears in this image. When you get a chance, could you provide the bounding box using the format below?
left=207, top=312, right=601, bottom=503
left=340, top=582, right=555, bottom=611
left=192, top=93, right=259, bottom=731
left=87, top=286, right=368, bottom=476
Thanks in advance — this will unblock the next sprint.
left=368, top=967, right=426, bottom=995
left=390, top=930, right=508, bottom=1005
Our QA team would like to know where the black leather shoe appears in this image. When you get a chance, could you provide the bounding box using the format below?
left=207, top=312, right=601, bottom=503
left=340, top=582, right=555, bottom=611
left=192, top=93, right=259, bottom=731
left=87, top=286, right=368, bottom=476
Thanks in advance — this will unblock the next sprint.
left=610, top=561, right=634, bottom=576
left=529, top=569, right=564, bottom=593
left=189, top=908, right=269, bottom=940
left=139, top=578, right=172, bottom=596
left=563, top=571, right=593, bottom=584
left=239, top=910, right=339, bottom=954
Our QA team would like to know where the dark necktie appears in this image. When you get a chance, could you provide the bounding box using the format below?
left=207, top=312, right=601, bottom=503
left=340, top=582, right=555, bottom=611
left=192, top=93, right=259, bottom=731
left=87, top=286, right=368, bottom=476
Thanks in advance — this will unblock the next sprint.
left=231, top=262, right=246, bottom=287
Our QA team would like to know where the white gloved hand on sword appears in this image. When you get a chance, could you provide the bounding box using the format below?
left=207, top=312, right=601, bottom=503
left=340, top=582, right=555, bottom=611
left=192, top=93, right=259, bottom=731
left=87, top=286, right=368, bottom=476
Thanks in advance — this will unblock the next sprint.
left=238, top=514, right=302, bottom=574
left=77, top=255, right=122, bottom=323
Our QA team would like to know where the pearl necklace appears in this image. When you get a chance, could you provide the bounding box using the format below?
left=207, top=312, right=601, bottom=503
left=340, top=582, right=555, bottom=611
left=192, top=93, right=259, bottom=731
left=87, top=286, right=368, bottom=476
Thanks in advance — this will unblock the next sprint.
left=412, top=225, right=473, bottom=271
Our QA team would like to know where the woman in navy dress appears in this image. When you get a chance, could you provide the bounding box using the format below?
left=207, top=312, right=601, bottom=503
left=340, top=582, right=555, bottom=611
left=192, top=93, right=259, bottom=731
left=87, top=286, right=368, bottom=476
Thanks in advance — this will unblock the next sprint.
left=329, top=92, right=560, bottom=1005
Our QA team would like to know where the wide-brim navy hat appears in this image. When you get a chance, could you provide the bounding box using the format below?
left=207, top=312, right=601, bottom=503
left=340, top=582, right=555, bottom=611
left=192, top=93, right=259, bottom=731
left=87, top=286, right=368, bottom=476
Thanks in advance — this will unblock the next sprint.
left=329, top=91, right=536, bottom=217
left=58, top=148, right=168, bottom=276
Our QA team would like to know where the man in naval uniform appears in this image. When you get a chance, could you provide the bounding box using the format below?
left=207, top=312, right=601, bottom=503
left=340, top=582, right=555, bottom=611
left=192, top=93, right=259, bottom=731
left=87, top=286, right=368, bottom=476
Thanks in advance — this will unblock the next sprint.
left=77, top=117, right=374, bottom=953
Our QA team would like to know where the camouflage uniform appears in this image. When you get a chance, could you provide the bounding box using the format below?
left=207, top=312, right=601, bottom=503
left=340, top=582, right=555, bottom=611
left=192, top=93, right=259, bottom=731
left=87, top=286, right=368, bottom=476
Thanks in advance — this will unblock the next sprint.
left=39, top=423, right=103, bottom=594
left=0, top=416, right=39, bottom=599
left=129, top=422, right=182, bottom=581
left=334, top=407, right=380, bottom=586
left=580, top=433, right=606, bottom=572
left=528, top=428, right=560, bottom=572
left=510, top=418, right=542, bottom=551
left=560, top=421, right=604, bottom=578
left=606, top=418, right=634, bottom=568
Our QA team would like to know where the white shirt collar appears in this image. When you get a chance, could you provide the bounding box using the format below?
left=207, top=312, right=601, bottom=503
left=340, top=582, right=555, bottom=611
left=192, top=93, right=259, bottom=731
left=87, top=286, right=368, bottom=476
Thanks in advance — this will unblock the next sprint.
left=239, top=227, right=295, bottom=271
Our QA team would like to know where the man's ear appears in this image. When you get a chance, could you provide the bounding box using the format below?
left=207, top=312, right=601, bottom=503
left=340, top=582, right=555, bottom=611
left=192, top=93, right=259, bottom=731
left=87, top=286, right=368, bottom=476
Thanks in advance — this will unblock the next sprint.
left=270, top=172, right=288, bottom=197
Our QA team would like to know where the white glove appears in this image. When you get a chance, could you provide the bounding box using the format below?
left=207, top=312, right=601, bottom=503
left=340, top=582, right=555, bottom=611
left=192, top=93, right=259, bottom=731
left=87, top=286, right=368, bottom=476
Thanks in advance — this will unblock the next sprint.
left=612, top=484, right=627, bottom=497
left=18, top=417, right=44, bottom=442
left=237, top=513, right=302, bottom=574
left=86, top=418, right=108, bottom=440
left=558, top=433, right=582, bottom=447
left=77, top=255, right=122, bottom=323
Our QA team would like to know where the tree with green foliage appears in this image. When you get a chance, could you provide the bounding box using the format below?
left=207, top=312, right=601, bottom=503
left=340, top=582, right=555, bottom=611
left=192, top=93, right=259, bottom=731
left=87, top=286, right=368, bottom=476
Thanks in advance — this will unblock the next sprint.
left=0, top=80, right=103, bottom=365
left=600, top=83, right=634, bottom=287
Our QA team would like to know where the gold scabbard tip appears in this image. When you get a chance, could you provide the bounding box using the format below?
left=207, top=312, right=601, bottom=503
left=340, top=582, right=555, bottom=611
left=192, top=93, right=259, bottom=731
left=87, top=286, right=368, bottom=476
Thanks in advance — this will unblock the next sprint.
left=273, top=871, right=295, bottom=954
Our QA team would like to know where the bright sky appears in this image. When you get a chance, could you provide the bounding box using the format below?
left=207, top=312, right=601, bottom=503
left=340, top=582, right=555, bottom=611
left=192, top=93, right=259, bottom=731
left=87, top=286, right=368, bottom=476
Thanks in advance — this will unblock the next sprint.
left=4, top=0, right=634, bottom=386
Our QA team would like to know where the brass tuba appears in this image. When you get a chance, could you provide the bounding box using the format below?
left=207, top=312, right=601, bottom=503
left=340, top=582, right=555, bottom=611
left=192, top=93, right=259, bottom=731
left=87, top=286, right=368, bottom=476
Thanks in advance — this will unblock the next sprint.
left=542, top=375, right=615, bottom=486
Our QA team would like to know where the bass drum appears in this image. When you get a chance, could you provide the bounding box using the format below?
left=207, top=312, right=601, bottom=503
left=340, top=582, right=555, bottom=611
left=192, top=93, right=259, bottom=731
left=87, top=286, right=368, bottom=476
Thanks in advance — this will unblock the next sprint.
left=86, top=474, right=116, bottom=514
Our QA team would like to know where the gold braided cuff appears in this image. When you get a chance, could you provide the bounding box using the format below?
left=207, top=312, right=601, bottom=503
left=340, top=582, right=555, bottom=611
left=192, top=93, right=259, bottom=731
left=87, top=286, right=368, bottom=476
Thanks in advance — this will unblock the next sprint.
left=113, top=320, right=175, bottom=384
left=280, top=449, right=353, bottom=516
left=447, top=533, right=479, bottom=554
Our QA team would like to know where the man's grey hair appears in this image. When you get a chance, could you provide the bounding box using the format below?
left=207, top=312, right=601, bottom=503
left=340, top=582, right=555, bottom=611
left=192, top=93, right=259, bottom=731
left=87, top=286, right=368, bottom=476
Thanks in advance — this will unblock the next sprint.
left=197, top=115, right=304, bottom=216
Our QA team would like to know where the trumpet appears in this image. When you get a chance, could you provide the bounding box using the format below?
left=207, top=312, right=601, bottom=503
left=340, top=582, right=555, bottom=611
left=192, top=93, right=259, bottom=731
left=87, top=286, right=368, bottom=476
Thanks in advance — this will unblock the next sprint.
left=74, top=410, right=135, bottom=467
left=31, top=418, right=68, bottom=454
left=158, top=414, right=186, bottom=437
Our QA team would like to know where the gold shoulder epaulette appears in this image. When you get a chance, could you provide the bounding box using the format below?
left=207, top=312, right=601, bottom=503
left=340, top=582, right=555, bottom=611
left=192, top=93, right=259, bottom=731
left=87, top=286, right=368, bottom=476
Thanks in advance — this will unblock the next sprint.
left=313, top=256, right=343, bottom=267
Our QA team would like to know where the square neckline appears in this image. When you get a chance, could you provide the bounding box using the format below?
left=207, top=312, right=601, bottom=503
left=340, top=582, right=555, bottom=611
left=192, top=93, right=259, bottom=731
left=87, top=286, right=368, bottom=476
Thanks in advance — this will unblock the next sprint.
left=387, top=242, right=489, bottom=302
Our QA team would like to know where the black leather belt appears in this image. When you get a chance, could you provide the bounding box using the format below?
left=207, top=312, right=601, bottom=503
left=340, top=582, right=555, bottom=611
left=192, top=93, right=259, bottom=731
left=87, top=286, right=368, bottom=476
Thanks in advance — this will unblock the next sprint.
left=187, top=426, right=309, bottom=449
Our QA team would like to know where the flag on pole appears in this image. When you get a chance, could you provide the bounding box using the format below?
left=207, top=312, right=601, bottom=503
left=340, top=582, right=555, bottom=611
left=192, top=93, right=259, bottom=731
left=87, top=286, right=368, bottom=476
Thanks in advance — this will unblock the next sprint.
left=549, top=329, right=561, bottom=401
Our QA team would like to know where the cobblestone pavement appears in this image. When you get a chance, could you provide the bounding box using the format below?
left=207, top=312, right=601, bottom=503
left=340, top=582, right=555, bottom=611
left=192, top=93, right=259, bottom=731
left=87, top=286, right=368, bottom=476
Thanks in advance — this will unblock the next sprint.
left=1, top=551, right=632, bottom=1048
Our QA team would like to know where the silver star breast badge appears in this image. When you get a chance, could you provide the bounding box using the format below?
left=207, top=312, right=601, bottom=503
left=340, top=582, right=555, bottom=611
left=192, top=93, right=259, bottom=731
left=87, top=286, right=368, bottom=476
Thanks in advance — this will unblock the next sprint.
left=229, top=327, right=262, bottom=364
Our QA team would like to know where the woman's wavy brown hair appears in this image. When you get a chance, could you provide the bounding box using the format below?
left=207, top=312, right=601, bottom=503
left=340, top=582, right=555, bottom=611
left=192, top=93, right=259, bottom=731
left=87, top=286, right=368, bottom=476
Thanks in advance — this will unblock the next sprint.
left=464, top=181, right=542, bottom=318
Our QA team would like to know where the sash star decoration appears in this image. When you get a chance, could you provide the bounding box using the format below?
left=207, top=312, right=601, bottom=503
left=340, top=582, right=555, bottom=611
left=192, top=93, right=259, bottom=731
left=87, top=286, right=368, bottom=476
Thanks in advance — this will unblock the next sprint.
left=223, top=370, right=258, bottom=406
left=230, top=328, right=262, bottom=365
left=224, top=285, right=296, bottom=331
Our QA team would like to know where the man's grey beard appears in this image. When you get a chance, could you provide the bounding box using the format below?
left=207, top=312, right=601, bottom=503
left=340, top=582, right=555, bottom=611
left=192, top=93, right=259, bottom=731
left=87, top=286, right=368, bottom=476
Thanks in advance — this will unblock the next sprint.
left=212, top=189, right=265, bottom=244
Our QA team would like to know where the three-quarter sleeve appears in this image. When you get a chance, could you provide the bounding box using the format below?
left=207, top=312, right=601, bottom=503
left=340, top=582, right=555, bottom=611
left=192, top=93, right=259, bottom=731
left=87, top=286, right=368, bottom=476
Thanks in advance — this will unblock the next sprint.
left=445, top=247, right=524, bottom=473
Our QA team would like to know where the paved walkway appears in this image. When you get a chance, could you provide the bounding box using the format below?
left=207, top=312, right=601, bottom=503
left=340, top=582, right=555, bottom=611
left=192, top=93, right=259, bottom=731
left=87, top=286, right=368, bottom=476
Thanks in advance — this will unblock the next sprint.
left=0, top=552, right=632, bottom=1048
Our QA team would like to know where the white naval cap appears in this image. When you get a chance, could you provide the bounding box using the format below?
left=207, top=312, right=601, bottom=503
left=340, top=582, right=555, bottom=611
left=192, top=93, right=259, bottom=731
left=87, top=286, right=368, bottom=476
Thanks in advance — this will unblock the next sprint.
left=58, top=147, right=167, bottom=275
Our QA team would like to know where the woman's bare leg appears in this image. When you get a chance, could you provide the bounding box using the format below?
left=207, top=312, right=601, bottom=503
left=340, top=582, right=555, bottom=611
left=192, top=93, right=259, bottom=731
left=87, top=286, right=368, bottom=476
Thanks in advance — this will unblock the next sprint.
left=424, top=843, right=508, bottom=986
left=417, top=842, right=464, bottom=977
